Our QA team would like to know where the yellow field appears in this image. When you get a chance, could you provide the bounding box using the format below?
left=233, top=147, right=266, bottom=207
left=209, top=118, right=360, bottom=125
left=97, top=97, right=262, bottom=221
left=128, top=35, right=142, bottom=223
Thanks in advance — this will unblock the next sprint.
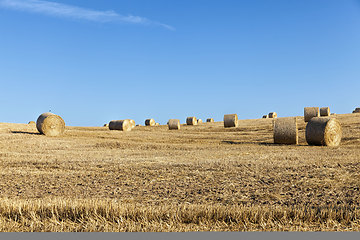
left=0, top=114, right=359, bottom=231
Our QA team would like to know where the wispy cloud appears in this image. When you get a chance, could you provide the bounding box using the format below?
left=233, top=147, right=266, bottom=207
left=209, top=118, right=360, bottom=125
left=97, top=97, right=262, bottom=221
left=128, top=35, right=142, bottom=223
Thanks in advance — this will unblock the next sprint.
left=0, top=0, right=174, bottom=30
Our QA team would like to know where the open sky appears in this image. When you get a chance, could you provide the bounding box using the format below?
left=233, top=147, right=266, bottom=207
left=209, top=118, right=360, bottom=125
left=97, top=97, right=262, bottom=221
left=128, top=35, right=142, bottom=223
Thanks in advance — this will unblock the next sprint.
left=0, top=0, right=359, bottom=126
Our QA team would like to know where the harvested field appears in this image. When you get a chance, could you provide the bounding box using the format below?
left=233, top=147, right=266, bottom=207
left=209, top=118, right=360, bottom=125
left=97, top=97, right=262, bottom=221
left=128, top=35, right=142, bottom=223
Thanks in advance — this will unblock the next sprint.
left=0, top=113, right=359, bottom=231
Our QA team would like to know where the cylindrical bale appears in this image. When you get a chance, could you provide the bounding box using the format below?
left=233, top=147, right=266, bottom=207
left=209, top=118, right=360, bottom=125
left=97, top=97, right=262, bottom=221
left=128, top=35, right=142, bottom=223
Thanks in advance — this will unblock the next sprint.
left=304, top=107, right=319, bottom=122
left=320, top=107, right=330, bottom=117
left=127, top=119, right=135, bottom=129
left=103, top=123, right=109, bottom=127
left=28, top=121, right=35, bottom=124
left=305, top=117, right=342, bottom=147
left=109, top=120, right=132, bottom=132
left=273, top=117, right=298, bottom=145
left=354, top=108, right=360, bottom=113
left=268, top=112, right=277, bottom=118
left=155, top=123, right=160, bottom=126
left=168, top=119, right=180, bottom=130
left=262, top=115, right=268, bottom=119
left=186, top=117, right=197, bottom=125
left=197, top=119, right=203, bottom=124
left=145, top=119, right=156, bottom=126
left=206, top=118, right=214, bottom=123
left=224, top=114, right=238, bottom=128
left=36, top=112, right=65, bottom=136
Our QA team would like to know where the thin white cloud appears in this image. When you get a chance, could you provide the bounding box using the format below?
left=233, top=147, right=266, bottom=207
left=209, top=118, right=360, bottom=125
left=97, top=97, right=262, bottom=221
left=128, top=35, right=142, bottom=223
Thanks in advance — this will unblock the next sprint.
left=0, top=0, right=174, bottom=30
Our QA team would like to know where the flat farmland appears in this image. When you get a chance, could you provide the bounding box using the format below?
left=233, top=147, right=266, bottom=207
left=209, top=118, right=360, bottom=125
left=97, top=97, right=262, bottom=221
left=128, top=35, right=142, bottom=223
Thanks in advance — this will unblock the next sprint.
left=0, top=114, right=359, bottom=231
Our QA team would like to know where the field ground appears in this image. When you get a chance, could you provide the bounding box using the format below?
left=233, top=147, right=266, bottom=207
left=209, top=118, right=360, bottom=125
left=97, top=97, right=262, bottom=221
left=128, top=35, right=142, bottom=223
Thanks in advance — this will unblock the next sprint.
left=0, top=114, right=359, bottom=231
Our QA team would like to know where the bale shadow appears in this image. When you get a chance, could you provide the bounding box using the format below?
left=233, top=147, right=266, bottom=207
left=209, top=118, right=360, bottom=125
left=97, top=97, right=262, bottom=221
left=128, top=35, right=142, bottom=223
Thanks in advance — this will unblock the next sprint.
left=222, top=140, right=272, bottom=146
left=222, top=140, right=307, bottom=146
left=11, top=131, right=41, bottom=135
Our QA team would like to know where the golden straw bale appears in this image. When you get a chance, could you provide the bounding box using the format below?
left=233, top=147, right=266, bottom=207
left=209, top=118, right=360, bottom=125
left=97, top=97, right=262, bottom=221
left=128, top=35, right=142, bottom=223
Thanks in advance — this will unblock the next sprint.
left=109, top=120, right=132, bottom=132
left=305, top=117, right=342, bottom=147
left=353, top=108, right=360, bottom=113
left=206, top=118, right=214, bottom=123
left=224, top=114, right=238, bottom=128
left=103, top=123, right=109, bottom=127
left=320, top=107, right=330, bottom=117
left=304, top=107, right=319, bottom=122
left=28, top=121, right=35, bottom=124
left=268, top=112, right=277, bottom=118
left=262, top=115, right=268, bottom=119
left=127, top=119, right=135, bottom=129
left=197, top=119, right=203, bottom=124
left=155, top=123, right=160, bottom=126
left=186, top=117, right=198, bottom=125
left=145, top=119, right=156, bottom=126
left=36, top=112, right=65, bottom=137
left=273, top=117, right=298, bottom=145
left=168, top=119, right=180, bottom=130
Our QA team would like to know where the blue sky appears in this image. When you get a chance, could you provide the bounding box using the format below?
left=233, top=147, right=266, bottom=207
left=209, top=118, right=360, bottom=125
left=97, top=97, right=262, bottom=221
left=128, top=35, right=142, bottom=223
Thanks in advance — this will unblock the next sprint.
left=0, top=0, right=359, bottom=126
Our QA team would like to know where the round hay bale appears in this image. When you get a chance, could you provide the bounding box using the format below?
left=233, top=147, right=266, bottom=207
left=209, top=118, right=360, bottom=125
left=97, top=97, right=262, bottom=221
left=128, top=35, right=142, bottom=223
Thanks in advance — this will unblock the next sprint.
left=304, top=107, right=319, bottom=122
left=268, top=112, right=277, bottom=118
left=186, top=117, right=197, bottom=126
left=353, top=108, right=360, bottom=113
left=145, top=119, right=156, bottom=126
left=168, top=119, right=180, bottom=130
left=136, top=124, right=142, bottom=127
left=109, top=120, right=132, bottom=131
left=197, top=119, right=203, bottom=124
left=127, top=119, right=135, bottom=129
left=155, top=123, right=160, bottom=126
left=206, top=118, right=214, bottom=123
left=36, top=112, right=65, bottom=137
left=273, top=117, right=298, bottom=145
left=320, top=107, right=330, bottom=116
left=28, top=121, right=35, bottom=124
left=262, top=115, right=268, bottom=119
left=103, top=123, right=109, bottom=127
left=305, top=117, right=342, bottom=147
left=224, top=114, right=238, bottom=128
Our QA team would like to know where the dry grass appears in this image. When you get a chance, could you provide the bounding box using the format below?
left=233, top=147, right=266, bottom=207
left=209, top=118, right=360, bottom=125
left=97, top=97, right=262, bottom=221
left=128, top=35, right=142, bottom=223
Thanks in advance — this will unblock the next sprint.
left=0, top=113, right=359, bottom=231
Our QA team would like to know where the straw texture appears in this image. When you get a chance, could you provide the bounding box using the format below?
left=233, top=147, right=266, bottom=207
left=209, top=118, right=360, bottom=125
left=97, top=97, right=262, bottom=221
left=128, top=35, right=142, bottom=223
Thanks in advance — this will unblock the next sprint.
left=145, top=119, right=156, bottom=126
left=36, top=112, right=65, bottom=137
left=305, top=117, right=342, bottom=147
left=304, top=107, right=319, bottom=122
left=353, top=108, right=360, bottom=113
left=206, top=118, right=214, bottom=123
left=186, top=117, right=198, bottom=126
left=128, top=120, right=135, bottom=129
left=273, top=117, right=298, bottom=145
left=320, top=107, right=330, bottom=117
left=109, top=120, right=132, bottom=132
left=168, top=119, right=180, bottom=130
left=268, top=112, right=277, bottom=118
left=224, top=114, right=238, bottom=128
